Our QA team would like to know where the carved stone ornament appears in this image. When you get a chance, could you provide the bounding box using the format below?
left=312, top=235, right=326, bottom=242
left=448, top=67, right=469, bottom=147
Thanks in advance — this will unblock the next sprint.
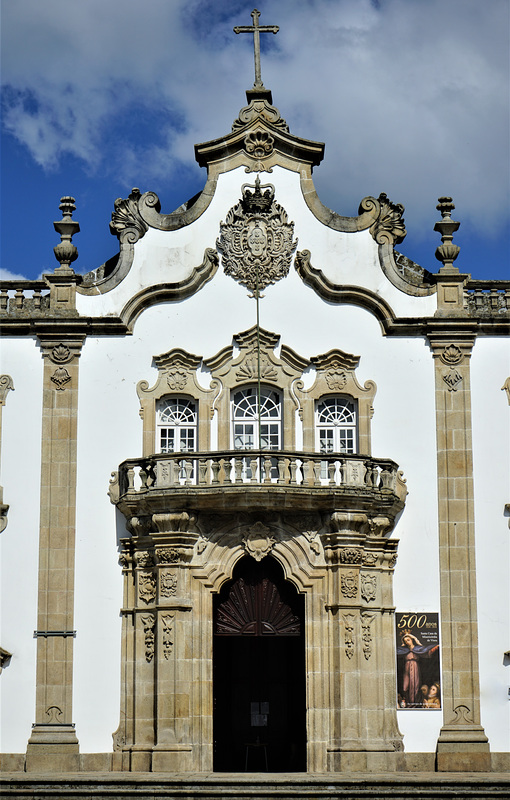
left=360, top=573, right=377, bottom=603
left=363, top=551, right=378, bottom=567
left=50, top=367, right=71, bottom=391
left=161, top=614, right=174, bottom=660
left=217, top=176, right=297, bottom=297
left=243, top=521, right=276, bottom=561
left=45, top=705, right=64, bottom=723
left=367, top=192, right=406, bottom=246
left=443, top=368, right=463, bottom=392
left=141, top=614, right=155, bottom=662
left=156, top=547, right=181, bottom=564
left=166, top=368, right=188, bottom=391
left=501, top=377, right=510, bottom=404
left=110, top=187, right=149, bottom=244
left=341, top=571, right=358, bottom=599
left=135, top=551, right=155, bottom=568
left=303, top=529, right=321, bottom=556
left=160, top=571, right=178, bottom=597
left=138, top=573, right=156, bottom=604
left=339, top=548, right=363, bottom=564
left=440, top=344, right=463, bottom=365
left=361, top=612, right=375, bottom=660
left=235, top=357, right=278, bottom=382
left=325, top=369, right=347, bottom=390
left=343, top=613, right=355, bottom=660
left=0, top=375, right=14, bottom=406
left=50, top=344, right=72, bottom=364
left=244, top=131, right=275, bottom=172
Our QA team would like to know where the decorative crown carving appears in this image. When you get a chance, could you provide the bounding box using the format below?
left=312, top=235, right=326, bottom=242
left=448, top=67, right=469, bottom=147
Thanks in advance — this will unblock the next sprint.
left=217, top=177, right=297, bottom=297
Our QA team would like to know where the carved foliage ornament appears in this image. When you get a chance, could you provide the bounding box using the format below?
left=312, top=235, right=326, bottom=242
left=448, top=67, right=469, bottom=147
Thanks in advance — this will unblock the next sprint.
left=440, top=344, right=463, bottom=365
left=343, top=613, right=355, bottom=660
left=167, top=368, right=188, bottom=391
left=366, top=193, right=406, bottom=246
left=217, top=177, right=297, bottom=297
left=141, top=614, right=155, bottom=662
left=51, top=367, right=71, bottom=391
left=244, top=131, right=275, bottom=172
left=110, top=188, right=149, bottom=244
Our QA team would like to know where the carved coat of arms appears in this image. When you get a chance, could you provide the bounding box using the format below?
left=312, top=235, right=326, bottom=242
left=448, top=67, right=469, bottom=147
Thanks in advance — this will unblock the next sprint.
left=217, top=176, right=297, bottom=297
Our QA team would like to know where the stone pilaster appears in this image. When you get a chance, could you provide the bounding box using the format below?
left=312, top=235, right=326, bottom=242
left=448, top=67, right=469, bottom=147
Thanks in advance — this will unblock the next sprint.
left=115, top=512, right=198, bottom=772
left=427, top=329, right=490, bottom=771
left=321, top=513, right=403, bottom=773
left=26, top=337, right=84, bottom=772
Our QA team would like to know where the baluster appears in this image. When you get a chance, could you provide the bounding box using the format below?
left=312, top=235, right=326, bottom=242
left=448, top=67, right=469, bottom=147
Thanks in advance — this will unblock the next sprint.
left=277, top=456, right=287, bottom=484
left=0, top=290, right=8, bottom=311
left=289, top=458, right=297, bottom=485
left=33, top=289, right=42, bottom=310
left=234, top=457, right=244, bottom=484
left=222, top=458, right=232, bottom=484
left=126, top=467, right=135, bottom=491
left=199, top=458, right=208, bottom=485
left=328, top=460, right=336, bottom=486
left=171, top=458, right=181, bottom=485
left=250, top=457, right=258, bottom=483
left=380, top=466, right=392, bottom=489
left=139, top=466, right=148, bottom=489
left=211, top=457, right=221, bottom=485
left=313, top=460, right=322, bottom=486
left=263, top=456, right=272, bottom=483
left=303, top=459, right=313, bottom=486
left=338, top=459, right=346, bottom=485
left=14, top=288, right=24, bottom=310
left=184, top=459, right=193, bottom=485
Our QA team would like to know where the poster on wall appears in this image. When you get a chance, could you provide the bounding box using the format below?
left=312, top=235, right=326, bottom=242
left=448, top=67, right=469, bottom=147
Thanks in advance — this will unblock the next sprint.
left=395, top=612, right=441, bottom=709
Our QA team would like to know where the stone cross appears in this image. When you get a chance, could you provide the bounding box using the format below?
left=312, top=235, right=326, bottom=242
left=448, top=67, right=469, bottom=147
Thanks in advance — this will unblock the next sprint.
left=234, top=9, right=279, bottom=90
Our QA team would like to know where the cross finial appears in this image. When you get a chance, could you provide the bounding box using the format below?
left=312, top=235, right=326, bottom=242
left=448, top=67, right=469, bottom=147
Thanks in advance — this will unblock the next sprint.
left=234, top=9, right=279, bottom=91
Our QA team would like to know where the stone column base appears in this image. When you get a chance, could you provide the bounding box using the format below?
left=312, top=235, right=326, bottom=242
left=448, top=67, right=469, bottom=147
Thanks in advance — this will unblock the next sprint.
left=26, top=725, right=79, bottom=772
left=436, top=724, right=490, bottom=772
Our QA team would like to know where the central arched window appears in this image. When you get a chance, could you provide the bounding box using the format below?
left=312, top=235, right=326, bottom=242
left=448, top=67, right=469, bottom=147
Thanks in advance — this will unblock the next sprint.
left=316, top=397, right=357, bottom=454
left=232, top=387, right=282, bottom=451
left=157, top=397, right=197, bottom=454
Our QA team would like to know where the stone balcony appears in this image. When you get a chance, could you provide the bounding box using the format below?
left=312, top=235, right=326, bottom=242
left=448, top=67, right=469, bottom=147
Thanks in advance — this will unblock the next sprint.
left=111, top=449, right=407, bottom=521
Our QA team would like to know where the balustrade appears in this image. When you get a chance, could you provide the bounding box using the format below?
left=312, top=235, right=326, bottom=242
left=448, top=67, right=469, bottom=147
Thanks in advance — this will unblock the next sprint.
left=117, top=449, right=399, bottom=497
left=0, top=281, right=50, bottom=314
left=464, top=282, right=510, bottom=315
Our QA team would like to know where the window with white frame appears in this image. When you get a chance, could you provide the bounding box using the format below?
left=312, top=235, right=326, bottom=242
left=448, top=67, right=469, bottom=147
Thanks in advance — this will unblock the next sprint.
left=232, top=387, right=282, bottom=451
left=316, top=397, right=357, bottom=455
left=157, top=397, right=197, bottom=454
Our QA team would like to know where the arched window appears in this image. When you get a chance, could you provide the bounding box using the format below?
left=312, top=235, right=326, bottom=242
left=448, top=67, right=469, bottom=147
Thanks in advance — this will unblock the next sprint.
left=316, top=397, right=357, bottom=454
left=157, top=397, right=197, bottom=454
left=232, top=387, right=282, bottom=450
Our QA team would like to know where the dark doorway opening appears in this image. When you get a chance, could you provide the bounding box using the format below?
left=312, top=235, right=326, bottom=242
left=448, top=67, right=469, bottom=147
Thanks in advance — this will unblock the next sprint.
left=213, top=556, right=306, bottom=772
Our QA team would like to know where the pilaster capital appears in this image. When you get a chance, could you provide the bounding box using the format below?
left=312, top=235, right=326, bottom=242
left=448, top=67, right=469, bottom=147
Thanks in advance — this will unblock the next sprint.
left=426, top=325, right=478, bottom=362
left=38, top=336, right=86, bottom=364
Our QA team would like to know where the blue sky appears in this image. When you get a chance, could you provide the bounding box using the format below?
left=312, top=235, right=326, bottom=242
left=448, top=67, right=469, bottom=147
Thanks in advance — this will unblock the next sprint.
left=1, top=0, right=509, bottom=281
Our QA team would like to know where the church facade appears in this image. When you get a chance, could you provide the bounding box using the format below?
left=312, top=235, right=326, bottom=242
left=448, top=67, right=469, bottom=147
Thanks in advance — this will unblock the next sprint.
left=0, top=17, right=509, bottom=784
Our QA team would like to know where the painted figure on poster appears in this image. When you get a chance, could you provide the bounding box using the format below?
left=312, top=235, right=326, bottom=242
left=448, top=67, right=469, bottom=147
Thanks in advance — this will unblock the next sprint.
left=397, top=632, right=439, bottom=707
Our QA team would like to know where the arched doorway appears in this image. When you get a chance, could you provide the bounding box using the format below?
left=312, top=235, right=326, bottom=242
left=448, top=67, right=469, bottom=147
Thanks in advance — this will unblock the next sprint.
left=213, top=556, right=306, bottom=772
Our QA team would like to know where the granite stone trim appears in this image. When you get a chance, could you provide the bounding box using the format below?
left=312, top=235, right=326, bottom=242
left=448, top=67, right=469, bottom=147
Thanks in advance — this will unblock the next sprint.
left=427, top=329, right=490, bottom=771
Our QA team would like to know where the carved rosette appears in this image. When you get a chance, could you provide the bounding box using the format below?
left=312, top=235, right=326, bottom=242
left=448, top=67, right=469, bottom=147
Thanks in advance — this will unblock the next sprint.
left=217, top=177, right=297, bottom=297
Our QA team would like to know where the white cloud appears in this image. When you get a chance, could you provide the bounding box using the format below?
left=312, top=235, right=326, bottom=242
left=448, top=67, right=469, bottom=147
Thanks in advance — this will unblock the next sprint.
left=2, top=0, right=509, bottom=238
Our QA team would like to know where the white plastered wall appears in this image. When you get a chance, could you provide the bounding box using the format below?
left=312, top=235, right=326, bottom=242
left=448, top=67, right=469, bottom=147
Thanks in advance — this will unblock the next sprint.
left=0, top=337, right=43, bottom=751
left=75, top=166, right=437, bottom=322
left=471, top=336, right=510, bottom=753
